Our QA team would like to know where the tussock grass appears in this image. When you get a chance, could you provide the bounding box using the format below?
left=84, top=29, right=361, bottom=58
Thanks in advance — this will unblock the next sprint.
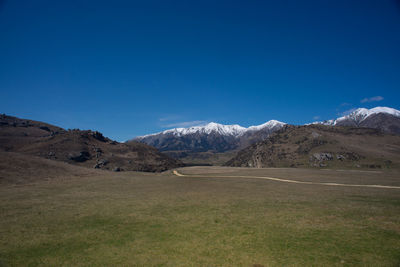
left=1, top=167, right=400, bottom=266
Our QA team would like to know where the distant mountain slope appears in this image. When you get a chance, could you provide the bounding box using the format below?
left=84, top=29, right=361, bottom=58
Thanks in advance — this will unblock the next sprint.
left=0, top=114, right=183, bottom=172
left=312, top=107, right=400, bottom=134
left=131, top=121, right=286, bottom=164
left=225, top=125, right=400, bottom=169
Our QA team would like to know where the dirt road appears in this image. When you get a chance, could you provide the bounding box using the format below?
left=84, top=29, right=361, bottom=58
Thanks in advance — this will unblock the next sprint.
left=172, top=170, right=400, bottom=189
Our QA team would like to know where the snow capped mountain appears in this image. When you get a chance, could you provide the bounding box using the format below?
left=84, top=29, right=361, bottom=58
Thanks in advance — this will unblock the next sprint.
left=157, top=122, right=247, bottom=137
left=246, top=120, right=286, bottom=132
left=137, top=120, right=286, bottom=139
left=134, top=106, right=399, bottom=144
left=132, top=120, right=287, bottom=156
left=129, top=106, right=399, bottom=164
left=313, top=107, right=400, bottom=126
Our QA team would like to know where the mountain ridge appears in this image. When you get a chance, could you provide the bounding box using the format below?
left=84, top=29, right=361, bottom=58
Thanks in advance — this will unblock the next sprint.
left=130, top=120, right=287, bottom=162
left=136, top=120, right=286, bottom=139
left=132, top=106, right=400, bottom=165
left=135, top=106, right=400, bottom=140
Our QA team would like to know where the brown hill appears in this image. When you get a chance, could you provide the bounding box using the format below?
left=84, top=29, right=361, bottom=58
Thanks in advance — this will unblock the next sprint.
left=0, top=114, right=183, bottom=172
left=225, top=125, right=400, bottom=169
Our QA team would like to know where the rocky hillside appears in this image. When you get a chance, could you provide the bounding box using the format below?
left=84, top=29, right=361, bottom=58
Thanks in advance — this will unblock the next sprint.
left=225, top=125, right=400, bottom=169
left=0, top=114, right=183, bottom=172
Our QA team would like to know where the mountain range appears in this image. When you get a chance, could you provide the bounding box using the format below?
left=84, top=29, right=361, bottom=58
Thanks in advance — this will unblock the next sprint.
left=133, top=106, right=400, bottom=164
left=131, top=120, right=286, bottom=164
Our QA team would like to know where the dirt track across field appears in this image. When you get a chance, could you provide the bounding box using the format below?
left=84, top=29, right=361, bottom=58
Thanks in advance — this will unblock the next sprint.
left=172, top=170, right=400, bottom=189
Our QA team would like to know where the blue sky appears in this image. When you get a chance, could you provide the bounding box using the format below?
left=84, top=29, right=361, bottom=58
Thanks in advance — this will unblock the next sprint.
left=1, top=0, right=399, bottom=141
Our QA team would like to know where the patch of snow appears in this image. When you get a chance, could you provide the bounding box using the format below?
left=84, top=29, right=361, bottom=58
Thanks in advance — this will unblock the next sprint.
left=308, top=119, right=335, bottom=126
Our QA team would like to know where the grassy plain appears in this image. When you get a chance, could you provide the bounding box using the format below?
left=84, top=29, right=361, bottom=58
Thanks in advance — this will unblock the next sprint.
left=1, top=166, right=400, bottom=266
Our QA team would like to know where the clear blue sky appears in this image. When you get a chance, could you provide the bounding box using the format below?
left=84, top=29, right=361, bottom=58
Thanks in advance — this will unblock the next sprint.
left=1, top=0, right=399, bottom=141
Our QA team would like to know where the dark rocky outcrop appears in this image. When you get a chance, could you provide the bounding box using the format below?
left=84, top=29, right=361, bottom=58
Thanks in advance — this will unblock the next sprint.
left=68, top=151, right=91, bottom=162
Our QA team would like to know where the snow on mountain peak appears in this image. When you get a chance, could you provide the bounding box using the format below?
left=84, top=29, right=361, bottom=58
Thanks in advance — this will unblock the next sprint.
left=313, top=106, right=400, bottom=126
left=201, top=122, right=247, bottom=135
left=369, top=107, right=400, bottom=116
left=247, top=120, right=286, bottom=131
left=137, top=120, right=286, bottom=138
left=153, top=122, right=247, bottom=137
left=336, top=107, right=400, bottom=124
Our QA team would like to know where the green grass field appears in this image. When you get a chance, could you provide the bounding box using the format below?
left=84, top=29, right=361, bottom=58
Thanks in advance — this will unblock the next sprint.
left=1, top=167, right=400, bottom=266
